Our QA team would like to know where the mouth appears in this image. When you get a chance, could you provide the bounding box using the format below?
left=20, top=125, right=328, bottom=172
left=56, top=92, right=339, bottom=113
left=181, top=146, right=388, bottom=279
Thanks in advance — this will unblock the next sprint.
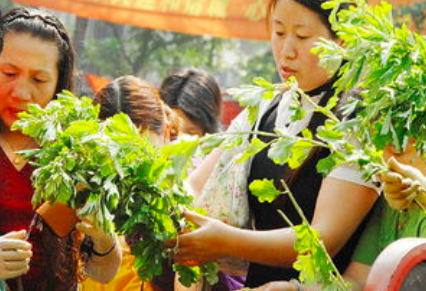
left=280, top=66, right=297, bottom=80
left=5, top=107, right=26, bottom=118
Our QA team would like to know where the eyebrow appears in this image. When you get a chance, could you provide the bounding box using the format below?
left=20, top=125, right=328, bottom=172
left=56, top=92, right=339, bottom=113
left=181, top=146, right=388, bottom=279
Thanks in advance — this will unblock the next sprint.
left=273, top=19, right=309, bottom=28
left=1, top=62, right=54, bottom=75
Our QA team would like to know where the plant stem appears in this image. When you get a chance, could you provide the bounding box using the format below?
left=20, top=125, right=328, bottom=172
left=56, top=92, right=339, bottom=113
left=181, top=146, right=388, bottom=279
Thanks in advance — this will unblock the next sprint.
left=297, top=89, right=340, bottom=123
left=280, top=179, right=351, bottom=291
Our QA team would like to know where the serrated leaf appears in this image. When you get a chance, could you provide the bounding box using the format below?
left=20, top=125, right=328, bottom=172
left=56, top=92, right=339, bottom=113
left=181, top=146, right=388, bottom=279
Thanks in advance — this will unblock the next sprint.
left=249, top=179, right=281, bottom=203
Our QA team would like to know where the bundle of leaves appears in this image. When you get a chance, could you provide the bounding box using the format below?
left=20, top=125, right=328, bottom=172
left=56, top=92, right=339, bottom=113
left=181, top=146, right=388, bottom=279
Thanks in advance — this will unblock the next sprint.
left=12, top=91, right=217, bottom=286
left=316, top=0, right=426, bottom=172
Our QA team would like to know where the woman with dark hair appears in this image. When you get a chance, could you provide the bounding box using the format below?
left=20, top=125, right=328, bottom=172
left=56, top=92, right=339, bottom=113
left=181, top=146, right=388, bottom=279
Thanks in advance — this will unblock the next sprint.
left=81, top=75, right=180, bottom=291
left=95, top=75, right=180, bottom=142
left=0, top=7, right=121, bottom=291
left=160, top=68, right=221, bottom=136
left=167, top=0, right=378, bottom=289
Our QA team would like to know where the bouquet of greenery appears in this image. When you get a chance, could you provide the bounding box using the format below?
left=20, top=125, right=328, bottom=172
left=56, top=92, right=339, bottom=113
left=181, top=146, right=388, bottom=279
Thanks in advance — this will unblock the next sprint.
left=12, top=91, right=218, bottom=286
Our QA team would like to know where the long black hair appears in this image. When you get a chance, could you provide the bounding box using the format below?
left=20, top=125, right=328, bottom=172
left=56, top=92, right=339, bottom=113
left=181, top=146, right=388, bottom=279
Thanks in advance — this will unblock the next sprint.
left=1, top=7, right=76, bottom=95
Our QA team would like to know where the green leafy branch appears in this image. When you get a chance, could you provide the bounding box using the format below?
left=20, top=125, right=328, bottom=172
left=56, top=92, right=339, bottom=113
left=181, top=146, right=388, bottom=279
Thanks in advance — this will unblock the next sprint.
left=250, top=179, right=351, bottom=291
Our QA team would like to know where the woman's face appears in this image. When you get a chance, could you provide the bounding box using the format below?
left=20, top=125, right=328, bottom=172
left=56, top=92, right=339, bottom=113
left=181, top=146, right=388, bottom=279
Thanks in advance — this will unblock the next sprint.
left=175, top=109, right=204, bottom=137
left=0, top=33, right=59, bottom=128
left=271, top=0, right=337, bottom=91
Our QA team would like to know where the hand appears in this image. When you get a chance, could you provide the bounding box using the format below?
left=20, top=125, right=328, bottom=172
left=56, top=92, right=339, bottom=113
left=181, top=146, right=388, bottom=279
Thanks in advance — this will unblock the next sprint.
left=381, top=157, right=426, bottom=210
left=0, top=230, right=32, bottom=280
left=165, top=210, right=231, bottom=265
left=239, top=281, right=299, bottom=291
left=76, top=214, right=117, bottom=254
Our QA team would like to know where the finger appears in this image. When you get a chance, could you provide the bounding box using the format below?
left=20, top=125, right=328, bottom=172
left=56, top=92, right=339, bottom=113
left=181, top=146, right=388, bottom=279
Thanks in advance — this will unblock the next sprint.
left=383, top=181, right=411, bottom=194
left=75, top=222, right=96, bottom=235
left=1, top=250, right=32, bottom=261
left=183, top=210, right=208, bottom=226
left=0, top=239, right=32, bottom=250
left=380, top=171, right=403, bottom=183
left=388, top=157, right=409, bottom=174
left=399, top=183, right=421, bottom=199
left=2, top=267, right=30, bottom=279
left=76, top=213, right=95, bottom=224
left=175, top=259, right=206, bottom=267
left=388, top=157, right=425, bottom=182
left=1, top=230, right=27, bottom=240
left=170, top=246, right=205, bottom=261
left=4, top=259, right=30, bottom=271
left=164, top=238, right=177, bottom=249
left=384, top=195, right=410, bottom=210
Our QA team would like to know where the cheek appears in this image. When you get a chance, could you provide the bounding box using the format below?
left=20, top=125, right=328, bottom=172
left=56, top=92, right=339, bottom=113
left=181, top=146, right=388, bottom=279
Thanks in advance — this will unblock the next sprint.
left=37, top=84, right=57, bottom=108
left=300, top=42, right=321, bottom=70
left=271, top=39, right=282, bottom=62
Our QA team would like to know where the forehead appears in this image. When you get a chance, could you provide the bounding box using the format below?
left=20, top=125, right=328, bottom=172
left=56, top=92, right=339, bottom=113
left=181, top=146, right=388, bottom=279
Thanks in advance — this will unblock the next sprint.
left=273, top=0, right=326, bottom=28
left=0, top=32, right=59, bottom=73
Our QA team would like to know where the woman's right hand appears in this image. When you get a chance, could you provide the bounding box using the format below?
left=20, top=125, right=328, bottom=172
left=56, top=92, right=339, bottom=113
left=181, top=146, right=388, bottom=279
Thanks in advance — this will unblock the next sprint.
left=381, top=157, right=426, bottom=210
left=0, top=230, right=32, bottom=280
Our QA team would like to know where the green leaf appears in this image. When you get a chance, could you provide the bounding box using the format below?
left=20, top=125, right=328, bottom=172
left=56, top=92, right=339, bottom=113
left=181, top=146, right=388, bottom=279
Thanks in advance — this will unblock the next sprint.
left=249, top=179, right=281, bottom=203
left=316, top=155, right=337, bottom=176
left=236, top=138, right=268, bottom=163
left=268, top=136, right=296, bottom=165
left=288, top=140, right=315, bottom=169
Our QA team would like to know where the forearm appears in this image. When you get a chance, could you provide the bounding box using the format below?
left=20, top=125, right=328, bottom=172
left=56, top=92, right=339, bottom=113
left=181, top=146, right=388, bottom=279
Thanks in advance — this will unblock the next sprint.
left=189, top=148, right=223, bottom=195
left=220, top=225, right=298, bottom=267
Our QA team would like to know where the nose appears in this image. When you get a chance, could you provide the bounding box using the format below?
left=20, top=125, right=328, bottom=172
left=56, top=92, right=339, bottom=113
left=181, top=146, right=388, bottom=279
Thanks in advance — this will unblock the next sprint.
left=10, top=77, right=32, bottom=102
left=281, top=37, right=297, bottom=60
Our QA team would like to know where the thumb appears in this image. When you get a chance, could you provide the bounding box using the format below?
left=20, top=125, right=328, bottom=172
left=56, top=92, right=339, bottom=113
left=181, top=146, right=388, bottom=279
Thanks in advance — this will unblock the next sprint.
left=184, top=210, right=208, bottom=227
left=1, top=230, right=27, bottom=240
left=388, top=157, right=409, bottom=174
left=388, top=156, right=426, bottom=184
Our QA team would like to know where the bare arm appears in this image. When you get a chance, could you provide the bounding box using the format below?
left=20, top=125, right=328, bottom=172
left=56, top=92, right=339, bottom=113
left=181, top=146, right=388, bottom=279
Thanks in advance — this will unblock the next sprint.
left=343, top=262, right=370, bottom=291
left=188, top=148, right=223, bottom=196
left=170, top=177, right=377, bottom=267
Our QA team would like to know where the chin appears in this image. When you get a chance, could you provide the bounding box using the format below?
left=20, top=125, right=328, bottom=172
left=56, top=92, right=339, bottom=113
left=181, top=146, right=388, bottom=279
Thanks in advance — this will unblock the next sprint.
left=1, top=118, right=17, bottom=129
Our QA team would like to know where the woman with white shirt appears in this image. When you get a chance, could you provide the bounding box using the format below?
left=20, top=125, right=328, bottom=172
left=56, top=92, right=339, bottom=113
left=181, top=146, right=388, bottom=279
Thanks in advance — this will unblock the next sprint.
left=166, top=0, right=378, bottom=289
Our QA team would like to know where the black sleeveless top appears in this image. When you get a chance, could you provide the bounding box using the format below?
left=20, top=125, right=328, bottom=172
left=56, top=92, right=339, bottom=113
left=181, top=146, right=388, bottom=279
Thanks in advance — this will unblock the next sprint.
left=245, top=81, right=368, bottom=287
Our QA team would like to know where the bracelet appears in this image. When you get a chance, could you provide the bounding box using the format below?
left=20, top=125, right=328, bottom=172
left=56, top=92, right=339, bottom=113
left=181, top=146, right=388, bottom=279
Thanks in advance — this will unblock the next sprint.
left=289, top=279, right=303, bottom=291
left=91, top=242, right=116, bottom=257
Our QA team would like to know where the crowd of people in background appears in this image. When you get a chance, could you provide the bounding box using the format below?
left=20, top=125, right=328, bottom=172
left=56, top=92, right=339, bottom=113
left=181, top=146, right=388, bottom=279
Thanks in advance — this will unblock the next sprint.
left=0, top=1, right=426, bottom=291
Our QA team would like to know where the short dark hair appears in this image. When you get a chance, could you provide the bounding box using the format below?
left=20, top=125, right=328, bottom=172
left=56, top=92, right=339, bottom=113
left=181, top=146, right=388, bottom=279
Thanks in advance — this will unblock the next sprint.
left=160, top=68, right=222, bottom=135
left=1, top=7, right=76, bottom=95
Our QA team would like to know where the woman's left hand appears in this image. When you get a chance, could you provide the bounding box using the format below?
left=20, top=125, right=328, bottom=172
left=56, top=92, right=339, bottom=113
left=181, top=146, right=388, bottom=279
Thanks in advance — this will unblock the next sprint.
left=76, top=214, right=117, bottom=254
left=165, top=210, right=231, bottom=265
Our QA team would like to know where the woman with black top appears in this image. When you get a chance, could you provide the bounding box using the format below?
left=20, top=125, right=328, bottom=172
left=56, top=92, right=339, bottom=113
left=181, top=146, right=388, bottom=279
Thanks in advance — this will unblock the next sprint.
left=167, top=0, right=378, bottom=289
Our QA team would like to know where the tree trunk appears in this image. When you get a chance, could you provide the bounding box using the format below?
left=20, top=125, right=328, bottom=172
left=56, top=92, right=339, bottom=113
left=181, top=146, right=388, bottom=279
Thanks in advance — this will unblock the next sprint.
left=73, top=17, right=89, bottom=95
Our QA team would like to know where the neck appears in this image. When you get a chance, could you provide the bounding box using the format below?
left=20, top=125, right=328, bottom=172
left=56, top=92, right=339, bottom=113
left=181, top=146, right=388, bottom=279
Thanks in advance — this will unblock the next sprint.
left=0, top=122, right=32, bottom=147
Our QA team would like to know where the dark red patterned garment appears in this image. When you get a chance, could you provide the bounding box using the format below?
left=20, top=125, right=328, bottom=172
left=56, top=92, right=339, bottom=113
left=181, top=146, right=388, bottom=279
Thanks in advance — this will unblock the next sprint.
left=0, top=147, right=79, bottom=291
left=0, top=147, right=46, bottom=289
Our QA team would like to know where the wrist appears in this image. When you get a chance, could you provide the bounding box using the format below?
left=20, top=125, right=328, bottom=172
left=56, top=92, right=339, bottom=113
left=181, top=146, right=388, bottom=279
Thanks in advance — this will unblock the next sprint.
left=92, top=233, right=117, bottom=254
left=92, top=241, right=116, bottom=257
left=218, top=222, right=240, bottom=257
left=290, top=279, right=303, bottom=291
